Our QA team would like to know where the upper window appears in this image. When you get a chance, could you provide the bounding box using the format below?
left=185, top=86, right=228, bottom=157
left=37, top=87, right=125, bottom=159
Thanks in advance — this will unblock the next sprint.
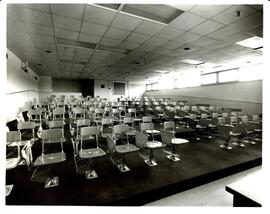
left=239, top=64, right=263, bottom=82
left=201, top=73, right=217, bottom=85
left=218, top=69, right=238, bottom=83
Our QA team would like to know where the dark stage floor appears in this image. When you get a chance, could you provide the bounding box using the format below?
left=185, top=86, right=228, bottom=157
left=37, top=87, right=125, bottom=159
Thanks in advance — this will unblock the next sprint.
left=6, top=132, right=262, bottom=206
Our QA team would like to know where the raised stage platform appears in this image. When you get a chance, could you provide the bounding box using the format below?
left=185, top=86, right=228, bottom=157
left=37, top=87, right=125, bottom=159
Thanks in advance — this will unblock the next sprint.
left=6, top=137, right=262, bottom=206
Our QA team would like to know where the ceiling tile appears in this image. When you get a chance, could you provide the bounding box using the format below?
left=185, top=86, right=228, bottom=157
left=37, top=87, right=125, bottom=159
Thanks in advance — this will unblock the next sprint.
left=72, top=63, right=85, bottom=71
left=161, top=40, right=185, bottom=50
left=51, top=4, right=85, bottom=20
left=55, top=28, right=79, bottom=40
left=100, top=37, right=123, bottom=47
left=169, top=12, right=206, bottom=31
left=18, top=7, right=52, bottom=27
left=144, top=37, right=169, bottom=46
left=78, top=32, right=101, bottom=44
left=85, top=5, right=117, bottom=25
left=191, top=36, right=220, bottom=47
left=190, top=20, right=224, bottom=35
left=126, top=32, right=151, bottom=43
left=119, top=41, right=140, bottom=50
left=222, top=32, right=253, bottom=43
left=173, top=31, right=201, bottom=43
left=211, top=5, right=256, bottom=25
left=189, top=5, right=232, bottom=18
left=81, top=21, right=108, bottom=36
left=16, top=4, right=50, bottom=13
left=247, top=25, right=263, bottom=37
left=155, top=26, right=185, bottom=40
left=168, top=5, right=196, bottom=11
left=35, top=43, right=56, bottom=50
left=60, top=62, right=72, bottom=71
left=228, top=12, right=263, bottom=31
left=24, top=23, right=54, bottom=37
left=111, top=13, right=143, bottom=31
left=135, top=21, right=165, bottom=36
left=31, top=34, right=55, bottom=44
left=58, top=46, right=75, bottom=55
left=53, top=15, right=81, bottom=31
left=105, top=27, right=131, bottom=40
left=207, top=26, right=240, bottom=40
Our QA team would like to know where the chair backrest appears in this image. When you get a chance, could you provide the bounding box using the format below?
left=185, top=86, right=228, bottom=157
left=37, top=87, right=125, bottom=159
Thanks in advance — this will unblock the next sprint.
left=49, top=120, right=64, bottom=129
left=142, top=116, right=152, bottom=123
left=140, top=122, right=154, bottom=132
left=189, top=114, right=197, bottom=120
left=164, top=121, right=175, bottom=131
left=101, top=118, right=113, bottom=125
left=123, top=117, right=134, bottom=125
left=222, top=112, right=228, bottom=117
left=76, top=119, right=91, bottom=127
left=230, top=116, right=238, bottom=125
left=17, top=122, right=35, bottom=130
left=53, top=108, right=65, bottom=115
left=232, top=123, right=248, bottom=136
left=201, top=113, right=208, bottom=119
left=6, top=131, right=21, bottom=142
left=252, top=115, right=259, bottom=121
left=135, top=131, right=147, bottom=149
left=217, top=124, right=233, bottom=141
left=212, top=113, right=218, bottom=118
left=81, top=126, right=99, bottom=136
left=40, top=129, right=63, bottom=142
left=241, top=115, right=248, bottom=123
left=113, top=124, right=129, bottom=134
left=160, top=130, right=174, bottom=145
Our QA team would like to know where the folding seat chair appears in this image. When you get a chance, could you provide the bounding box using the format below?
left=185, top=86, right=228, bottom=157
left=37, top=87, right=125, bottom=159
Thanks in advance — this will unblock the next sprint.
left=142, top=116, right=152, bottom=123
left=28, top=109, right=42, bottom=127
left=104, top=107, right=112, bottom=117
left=135, top=131, right=165, bottom=166
left=6, top=131, right=22, bottom=196
left=112, top=108, right=121, bottom=123
left=100, top=118, right=113, bottom=137
left=72, top=107, right=85, bottom=121
left=106, top=133, right=139, bottom=172
left=17, top=121, right=36, bottom=145
left=247, top=121, right=262, bottom=142
left=94, top=108, right=104, bottom=125
left=128, top=108, right=142, bottom=122
left=217, top=124, right=234, bottom=150
left=228, top=116, right=238, bottom=126
left=76, top=126, right=106, bottom=179
left=32, top=129, right=66, bottom=188
left=118, top=106, right=126, bottom=120
left=160, top=129, right=189, bottom=161
left=229, top=123, right=246, bottom=147
left=52, top=107, right=65, bottom=121
left=140, top=122, right=161, bottom=144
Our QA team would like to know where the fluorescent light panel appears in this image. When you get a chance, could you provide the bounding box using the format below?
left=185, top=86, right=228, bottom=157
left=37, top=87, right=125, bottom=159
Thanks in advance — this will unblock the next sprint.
left=236, top=36, right=263, bottom=49
left=57, top=37, right=130, bottom=55
left=181, top=59, right=204, bottom=65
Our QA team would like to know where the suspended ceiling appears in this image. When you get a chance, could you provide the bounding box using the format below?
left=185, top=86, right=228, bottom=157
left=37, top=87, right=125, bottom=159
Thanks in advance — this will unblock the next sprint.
left=7, top=3, right=263, bottom=82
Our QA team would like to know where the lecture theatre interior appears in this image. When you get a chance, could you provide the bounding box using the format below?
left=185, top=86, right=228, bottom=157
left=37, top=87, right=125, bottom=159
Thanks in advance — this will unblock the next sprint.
left=4, top=2, right=266, bottom=207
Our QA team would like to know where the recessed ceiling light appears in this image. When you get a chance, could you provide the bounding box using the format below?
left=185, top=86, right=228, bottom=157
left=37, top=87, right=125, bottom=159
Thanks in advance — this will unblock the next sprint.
left=236, top=36, right=263, bottom=49
left=37, top=64, right=42, bottom=66
left=184, top=47, right=190, bottom=50
left=45, top=50, right=51, bottom=53
left=181, top=59, right=204, bottom=65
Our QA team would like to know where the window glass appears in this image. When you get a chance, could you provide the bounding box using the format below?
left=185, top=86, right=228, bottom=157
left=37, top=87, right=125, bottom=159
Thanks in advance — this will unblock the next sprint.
left=239, top=64, right=263, bottom=82
left=218, top=69, right=238, bottom=83
left=201, top=73, right=217, bottom=85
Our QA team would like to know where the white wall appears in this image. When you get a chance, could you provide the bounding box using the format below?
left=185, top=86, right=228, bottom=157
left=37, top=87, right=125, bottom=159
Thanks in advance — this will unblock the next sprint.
left=6, top=49, right=39, bottom=122
left=39, top=76, right=52, bottom=101
left=128, top=81, right=145, bottom=98
left=145, top=80, right=262, bottom=114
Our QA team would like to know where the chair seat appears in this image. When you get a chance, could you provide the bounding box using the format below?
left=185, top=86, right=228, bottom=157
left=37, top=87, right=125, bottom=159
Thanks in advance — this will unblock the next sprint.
left=209, top=124, right=217, bottom=128
left=126, top=130, right=136, bottom=136
left=7, top=140, right=31, bottom=147
left=146, top=130, right=160, bottom=134
left=171, top=138, right=189, bottom=144
left=116, top=144, right=139, bottom=153
left=34, top=152, right=66, bottom=166
left=196, top=125, right=207, bottom=129
left=247, top=130, right=254, bottom=134
left=79, top=148, right=106, bottom=158
left=254, top=129, right=262, bottom=132
left=76, top=135, right=95, bottom=141
left=230, top=132, right=241, bottom=136
left=6, top=157, right=20, bottom=170
left=134, top=118, right=142, bottom=122
left=146, top=141, right=163, bottom=148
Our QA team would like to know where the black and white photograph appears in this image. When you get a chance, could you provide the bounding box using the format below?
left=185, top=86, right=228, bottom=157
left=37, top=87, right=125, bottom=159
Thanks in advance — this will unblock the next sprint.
left=1, top=0, right=269, bottom=211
